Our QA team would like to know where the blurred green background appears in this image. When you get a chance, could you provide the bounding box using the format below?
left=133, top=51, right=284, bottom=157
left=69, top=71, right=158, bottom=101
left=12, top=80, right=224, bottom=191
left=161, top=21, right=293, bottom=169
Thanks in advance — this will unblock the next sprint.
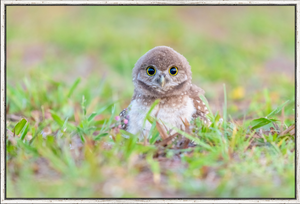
left=7, top=6, right=295, bottom=121
left=6, top=6, right=295, bottom=198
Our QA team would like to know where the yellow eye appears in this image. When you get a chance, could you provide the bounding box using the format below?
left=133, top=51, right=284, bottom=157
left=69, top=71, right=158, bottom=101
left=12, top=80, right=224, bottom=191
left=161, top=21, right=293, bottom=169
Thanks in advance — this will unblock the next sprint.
left=169, top=66, right=178, bottom=76
left=146, top=66, right=156, bottom=76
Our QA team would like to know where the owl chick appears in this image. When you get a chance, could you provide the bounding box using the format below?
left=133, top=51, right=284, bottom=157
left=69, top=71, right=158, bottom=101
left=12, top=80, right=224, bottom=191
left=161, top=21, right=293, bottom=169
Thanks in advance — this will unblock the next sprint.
left=116, top=46, right=210, bottom=139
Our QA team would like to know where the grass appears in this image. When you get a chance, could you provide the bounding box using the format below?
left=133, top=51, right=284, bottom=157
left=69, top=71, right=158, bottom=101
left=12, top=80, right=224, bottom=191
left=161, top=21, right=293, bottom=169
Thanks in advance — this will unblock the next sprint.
left=6, top=6, right=295, bottom=198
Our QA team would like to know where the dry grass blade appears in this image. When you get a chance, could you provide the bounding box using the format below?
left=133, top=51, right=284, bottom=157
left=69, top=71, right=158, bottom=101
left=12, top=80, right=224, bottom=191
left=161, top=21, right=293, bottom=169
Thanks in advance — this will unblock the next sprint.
left=6, top=128, right=17, bottom=145
left=180, top=117, right=191, bottom=134
left=144, top=134, right=148, bottom=146
left=158, top=133, right=179, bottom=147
left=7, top=128, right=14, bottom=137
left=154, top=103, right=161, bottom=118
left=74, top=105, right=81, bottom=125
left=7, top=114, right=24, bottom=122
left=289, top=128, right=295, bottom=136
left=243, top=137, right=254, bottom=152
left=272, top=122, right=280, bottom=132
left=154, top=133, right=180, bottom=159
left=178, top=117, right=193, bottom=149
left=279, top=124, right=295, bottom=136
left=162, top=123, right=169, bottom=133
left=156, top=121, right=168, bottom=140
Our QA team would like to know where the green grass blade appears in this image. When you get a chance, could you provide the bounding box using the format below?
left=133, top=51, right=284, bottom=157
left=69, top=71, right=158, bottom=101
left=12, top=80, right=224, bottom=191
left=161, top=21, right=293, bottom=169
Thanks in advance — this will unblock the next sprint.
left=143, top=99, right=160, bottom=128
left=251, top=118, right=278, bottom=130
left=163, top=121, right=213, bottom=151
left=20, top=123, right=29, bottom=141
left=94, top=132, right=109, bottom=141
left=223, top=84, right=227, bottom=134
left=14, top=118, right=27, bottom=135
left=120, top=129, right=137, bottom=138
left=82, top=95, right=87, bottom=116
left=87, top=103, right=112, bottom=123
left=67, top=78, right=81, bottom=98
left=50, top=110, right=64, bottom=127
left=266, top=100, right=289, bottom=118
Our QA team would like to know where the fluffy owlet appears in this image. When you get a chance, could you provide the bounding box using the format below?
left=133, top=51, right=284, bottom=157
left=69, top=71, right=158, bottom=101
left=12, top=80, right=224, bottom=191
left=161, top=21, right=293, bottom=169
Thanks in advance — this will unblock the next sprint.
left=115, top=46, right=210, bottom=139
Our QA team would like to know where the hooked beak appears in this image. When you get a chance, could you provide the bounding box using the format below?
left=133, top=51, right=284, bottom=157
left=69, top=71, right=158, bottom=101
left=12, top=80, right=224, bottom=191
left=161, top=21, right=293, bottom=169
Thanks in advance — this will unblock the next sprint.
left=159, top=75, right=165, bottom=87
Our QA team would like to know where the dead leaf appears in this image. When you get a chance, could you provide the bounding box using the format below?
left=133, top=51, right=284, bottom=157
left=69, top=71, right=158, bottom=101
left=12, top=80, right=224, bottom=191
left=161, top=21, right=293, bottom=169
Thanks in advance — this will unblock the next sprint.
left=31, top=110, right=42, bottom=123
left=269, top=127, right=279, bottom=135
left=44, top=110, right=52, bottom=120
left=181, top=138, right=191, bottom=149
left=26, top=134, right=33, bottom=141
left=42, top=126, right=52, bottom=137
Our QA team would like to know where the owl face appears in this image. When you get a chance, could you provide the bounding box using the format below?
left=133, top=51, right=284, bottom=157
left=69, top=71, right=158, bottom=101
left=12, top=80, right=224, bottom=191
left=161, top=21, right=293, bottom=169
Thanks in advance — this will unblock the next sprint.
left=132, top=46, right=192, bottom=98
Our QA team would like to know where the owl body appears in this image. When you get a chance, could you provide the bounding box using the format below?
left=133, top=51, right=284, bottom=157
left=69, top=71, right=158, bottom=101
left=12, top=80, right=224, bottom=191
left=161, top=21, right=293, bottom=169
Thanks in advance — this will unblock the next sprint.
left=117, top=46, right=210, bottom=139
left=126, top=95, right=196, bottom=136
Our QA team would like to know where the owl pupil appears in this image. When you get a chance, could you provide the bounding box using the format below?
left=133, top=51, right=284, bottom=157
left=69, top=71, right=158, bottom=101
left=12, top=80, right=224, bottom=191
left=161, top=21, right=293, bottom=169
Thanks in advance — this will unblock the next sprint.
left=147, top=67, right=155, bottom=75
left=170, top=67, right=177, bottom=75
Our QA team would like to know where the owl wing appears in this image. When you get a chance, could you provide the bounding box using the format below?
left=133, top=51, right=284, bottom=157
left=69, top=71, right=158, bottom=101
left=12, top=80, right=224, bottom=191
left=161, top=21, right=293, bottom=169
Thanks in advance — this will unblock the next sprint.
left=113, top=90, right=141, bottom=132
left=115, top=108, right=129, bottom=131
left=188, top=84, right=210, bottom=125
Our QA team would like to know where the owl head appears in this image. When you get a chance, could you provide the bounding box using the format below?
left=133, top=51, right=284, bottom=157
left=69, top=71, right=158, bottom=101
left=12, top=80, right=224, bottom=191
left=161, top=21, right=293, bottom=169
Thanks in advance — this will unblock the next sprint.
left=132, top=46, right=192, bottom=98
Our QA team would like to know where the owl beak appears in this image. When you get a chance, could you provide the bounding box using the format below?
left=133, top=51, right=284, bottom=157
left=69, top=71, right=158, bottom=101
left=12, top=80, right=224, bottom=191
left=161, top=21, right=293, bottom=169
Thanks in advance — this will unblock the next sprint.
left=159, top=75, right=165, bottom=87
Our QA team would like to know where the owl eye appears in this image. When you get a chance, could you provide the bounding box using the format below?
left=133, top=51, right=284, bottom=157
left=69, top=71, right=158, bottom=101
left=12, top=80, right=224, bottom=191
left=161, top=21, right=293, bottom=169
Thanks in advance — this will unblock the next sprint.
left=146, top=66, right=156, bottom=76
left=169, top=66, right=178, bottom=76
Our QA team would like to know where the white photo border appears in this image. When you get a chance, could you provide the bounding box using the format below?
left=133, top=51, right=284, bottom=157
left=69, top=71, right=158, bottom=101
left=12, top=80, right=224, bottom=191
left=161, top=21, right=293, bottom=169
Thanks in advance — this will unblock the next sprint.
left=0, top=1, right=298, bottom=203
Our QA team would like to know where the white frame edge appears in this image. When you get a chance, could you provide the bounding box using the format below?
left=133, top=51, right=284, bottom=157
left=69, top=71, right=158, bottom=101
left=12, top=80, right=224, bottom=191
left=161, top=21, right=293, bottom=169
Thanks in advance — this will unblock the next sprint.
left=0, top=1, right=299, bottom=203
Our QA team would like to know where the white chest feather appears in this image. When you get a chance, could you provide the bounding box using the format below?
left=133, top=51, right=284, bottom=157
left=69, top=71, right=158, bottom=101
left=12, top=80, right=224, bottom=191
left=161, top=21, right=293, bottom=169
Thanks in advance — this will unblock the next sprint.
left=126, top=97, right=196, bottom=138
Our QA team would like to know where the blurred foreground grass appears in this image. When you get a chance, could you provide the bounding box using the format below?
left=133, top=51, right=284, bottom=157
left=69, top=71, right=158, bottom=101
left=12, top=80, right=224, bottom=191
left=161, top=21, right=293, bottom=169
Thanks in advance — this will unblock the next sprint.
left=6, top=6, right=295, bottom=198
